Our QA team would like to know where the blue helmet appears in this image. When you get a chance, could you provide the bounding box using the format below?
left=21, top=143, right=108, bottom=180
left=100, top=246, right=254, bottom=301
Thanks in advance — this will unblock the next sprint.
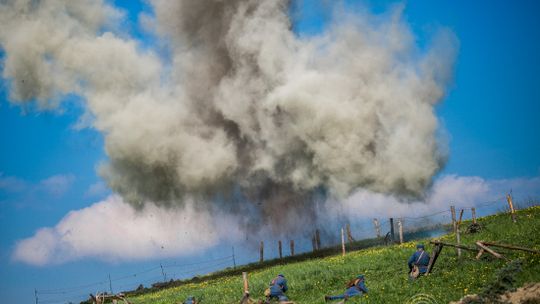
left=278, top=273, right=285, bottom=277
left=416, top=243, right=425, bottom=249
left=356, top=274, right=365, bottom=280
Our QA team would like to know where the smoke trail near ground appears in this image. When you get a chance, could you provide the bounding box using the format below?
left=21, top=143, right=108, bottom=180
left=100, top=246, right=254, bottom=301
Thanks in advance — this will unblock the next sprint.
left=0, top=0, right=457, bottom=234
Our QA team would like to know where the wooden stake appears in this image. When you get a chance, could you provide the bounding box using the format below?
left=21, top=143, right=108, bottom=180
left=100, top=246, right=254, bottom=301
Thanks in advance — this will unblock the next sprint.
left=456, top=209, right=464, bottom=258
left=341, top=228, right=346, bottom=256
left=427, top=243, right=444, bottom=274
left=398, top=218, right=404, bottom=244
left=476, top=242, right=506, bottom=260
left=476, top=249, right=485, bottom=260
left=506, top=194, right=517, bottom=223
left=346, top=224, right=354, bottom=243
left=278, top=240, right=282, bottom=259
left=290, top=240, right=295, bottom=256
left=242, top=272, right=249, bottom=295
left=471, top=207, right=477, bottom=224
left=259, top=241, right=264, bottom=263
left=311, top=234, right=316, bottom=252
left=373, top=219, right=381, bottom=238
left=389, top=218, right=395, bottom=241
left=456, top=224, right=462, bottom=258
left=450, top=206, right=457, bottom=233
left=315, top=229, right=321, bottom=250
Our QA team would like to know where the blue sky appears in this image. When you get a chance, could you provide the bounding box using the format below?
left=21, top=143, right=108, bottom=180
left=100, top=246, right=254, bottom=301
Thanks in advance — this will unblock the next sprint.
left=1, top=1, right=539, bottom=303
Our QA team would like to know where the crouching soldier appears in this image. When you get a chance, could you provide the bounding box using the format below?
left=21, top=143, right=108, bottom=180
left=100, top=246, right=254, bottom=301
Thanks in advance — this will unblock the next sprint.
left=265, top=274, right=289, bottom=303
left=408, top=243, right=430, bottom=279
left=183, top=295, right=198, bottom=304
left=324, top=275, right=368, bottom=302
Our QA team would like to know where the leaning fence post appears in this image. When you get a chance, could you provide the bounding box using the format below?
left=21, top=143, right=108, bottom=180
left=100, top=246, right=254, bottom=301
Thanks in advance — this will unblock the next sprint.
left=346, top=224, right=354, bottom=243
left=471, top=207, right=477, bottom=224
left=450, top=205, right=457, bottom=233
left=290, top=240, right=295, bottom=256
left=259, top=241, right=264, bottom=263
left=278, top=240, right=282, bottom=259
left=373, top=219, right=381, bottom=238
left=398, top=218, right=404, bottom=244
left=506, top=194, right=517, bottom=223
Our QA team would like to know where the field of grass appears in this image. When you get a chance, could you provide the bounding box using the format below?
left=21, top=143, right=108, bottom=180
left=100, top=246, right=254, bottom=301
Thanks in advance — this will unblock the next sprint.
left=128, top=206, right=540, bottom=304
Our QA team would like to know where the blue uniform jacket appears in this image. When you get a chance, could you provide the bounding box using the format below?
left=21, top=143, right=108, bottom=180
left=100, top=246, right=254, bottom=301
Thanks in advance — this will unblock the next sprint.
left=269, top=276, right=288, bottom=295
left=352, top=280, right=368, bottom=293
left=408, top=250, right=430, bottom=273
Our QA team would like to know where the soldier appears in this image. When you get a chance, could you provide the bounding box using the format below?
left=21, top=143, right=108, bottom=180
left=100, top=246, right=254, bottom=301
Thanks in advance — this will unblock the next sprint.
left=183, top=295, right=198, bottom=304
left=324, top=274, right=368, bottom=302
left=408, top=243, right=430, bottom=278
left=265, top=274, right=289, bottom=302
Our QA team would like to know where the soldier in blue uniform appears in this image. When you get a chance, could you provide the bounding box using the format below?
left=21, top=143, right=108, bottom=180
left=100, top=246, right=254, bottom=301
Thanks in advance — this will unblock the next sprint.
left=408, top=243, right=430, bottom=277
left=266, top=274, right=289, bottom=302
left=183, top=295, right=197, bottom=304
left=324, top=274, right=368, bottom=302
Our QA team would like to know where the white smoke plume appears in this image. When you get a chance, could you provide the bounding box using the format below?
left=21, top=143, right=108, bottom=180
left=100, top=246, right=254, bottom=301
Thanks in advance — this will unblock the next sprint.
left=12, top=195, right=243, bottom=265
left=12, top=174, right=540, bottom=265
left=0, top=0, right=458, bottom=233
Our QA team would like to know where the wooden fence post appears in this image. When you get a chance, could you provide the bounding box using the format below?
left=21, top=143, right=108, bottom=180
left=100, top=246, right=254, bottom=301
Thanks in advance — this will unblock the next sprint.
left=456, top=209, right=464, bottom=258
left=278, top=240, right=282, bottom=259
left=312, top=234, right=316, bottom=252
left=389, top=218, right=395, bottom=241
left=346, top=224, right=355, bottom=243
left=398, top=218, right=404, bottom=244
left=242, top=272, right=249, bottom=295
left=315, top=229, right=321, bottom=250
left=341, top=228, right=346, bottom=256
left=506, top=194, right=517, bottom=223
left=450, top=206, right=457, bottom=233
left=290, top=240, right=295, bottom=256
left=259, top=241, right=264, bottom=263
left=471, top=207, right=477, bottom=224
left=373, top=219, right=381, bottom=238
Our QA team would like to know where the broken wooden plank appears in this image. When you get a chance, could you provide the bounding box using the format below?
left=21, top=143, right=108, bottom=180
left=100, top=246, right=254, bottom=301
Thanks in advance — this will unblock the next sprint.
left=430, top=240, right=477, bottom=251
left=476, top=242, right=508, bottom=260
left=476, top=248, right=485, bottom=260
left=482, top=242, right=540, bottom=254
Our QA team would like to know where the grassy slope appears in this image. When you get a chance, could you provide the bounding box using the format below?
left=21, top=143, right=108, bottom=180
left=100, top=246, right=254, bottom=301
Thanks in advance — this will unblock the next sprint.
left=130, top=206, right=540, bottom=304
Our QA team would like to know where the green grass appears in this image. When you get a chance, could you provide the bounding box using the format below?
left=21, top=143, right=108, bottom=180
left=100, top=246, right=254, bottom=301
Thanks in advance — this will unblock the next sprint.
left=128, top=206, right=540, bottom=304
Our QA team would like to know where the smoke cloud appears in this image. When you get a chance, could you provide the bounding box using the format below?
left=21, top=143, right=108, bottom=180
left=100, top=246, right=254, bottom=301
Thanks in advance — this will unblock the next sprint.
left=12, top=195, right=242, bottom=265
left=1, top=1, right=457, bottom=233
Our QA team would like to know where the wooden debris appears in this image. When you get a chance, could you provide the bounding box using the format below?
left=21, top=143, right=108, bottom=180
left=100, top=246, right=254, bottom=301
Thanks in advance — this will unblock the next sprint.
left=90, top=292, right=132, bottom=304
left=476, top=248, right=485, bottom=260
left=429, top=240, right=477, bottom=252
left=476, top=242, right=508, bottom=260
left=427, top=242, right=444, bottom=274
left=482, top=242, right=540, bottom=254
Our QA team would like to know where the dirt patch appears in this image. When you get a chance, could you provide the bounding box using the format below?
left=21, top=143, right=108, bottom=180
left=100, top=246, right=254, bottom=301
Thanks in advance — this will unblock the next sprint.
left=501, top=282, right=540, bottom=304
left=450, top=282, right=540, bottom=304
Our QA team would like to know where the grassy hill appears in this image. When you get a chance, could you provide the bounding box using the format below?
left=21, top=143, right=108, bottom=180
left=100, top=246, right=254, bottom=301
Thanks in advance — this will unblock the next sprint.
left=127, top=206, right=540, bottom=304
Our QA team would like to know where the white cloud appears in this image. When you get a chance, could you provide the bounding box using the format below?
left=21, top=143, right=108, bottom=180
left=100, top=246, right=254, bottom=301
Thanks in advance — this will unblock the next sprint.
left=84, top=181, right=110, bottom=198
left=39, top=174, right=75, bottom=198
left=324, top=174, right=540, bottom=220
left=12, top=195, right=242, bottom=266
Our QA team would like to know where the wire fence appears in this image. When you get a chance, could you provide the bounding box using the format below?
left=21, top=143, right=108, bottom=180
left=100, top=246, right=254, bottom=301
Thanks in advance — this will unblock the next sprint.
left=34, top=255, right=236, bottom=304
left=34, top=194, right=538, bottom=303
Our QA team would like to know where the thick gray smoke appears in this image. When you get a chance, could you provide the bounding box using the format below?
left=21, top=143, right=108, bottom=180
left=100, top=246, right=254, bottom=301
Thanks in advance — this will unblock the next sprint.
left=0, top=0, right=457, bottom=233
